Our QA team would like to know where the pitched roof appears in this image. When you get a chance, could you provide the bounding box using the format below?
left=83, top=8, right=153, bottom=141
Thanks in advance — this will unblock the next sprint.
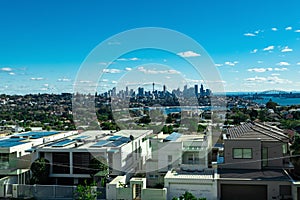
left=226, top=122, right=289, bottom=142
left=218, top=169, right=291, bottom=181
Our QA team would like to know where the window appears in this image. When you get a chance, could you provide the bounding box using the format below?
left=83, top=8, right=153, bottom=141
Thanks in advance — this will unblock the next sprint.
left=233, top=148, right=252, bottom=159
left=262, top=147, right=268, bottom=167
left=168, top=155, right=172, bottom=162
left=53, top=152, right=70, bottom=174
left=73, top=152, right=91, bottom=174
left=282, top=144, right=288, bottom=154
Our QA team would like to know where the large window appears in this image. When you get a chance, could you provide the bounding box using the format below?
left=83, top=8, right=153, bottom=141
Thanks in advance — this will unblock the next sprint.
left=233, top=148, right=252, bottom=159
left=52, top=152, right=70, bottom=174
left=73, top=152, right=91, bottom=174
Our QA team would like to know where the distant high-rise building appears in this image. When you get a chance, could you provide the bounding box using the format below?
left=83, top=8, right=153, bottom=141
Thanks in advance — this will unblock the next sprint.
left=125, top=86, right=129, bottom=96
left=206, top=89, right=212, bottom=96
left=138, top=87, right=144, bottom=96
left=194, top=84, right=198, bottom=97
left=153, top=83, right=155, bottom=93
left=163, top=85, right=166, bottom=93
left=200, top=84, right=204, bottom=96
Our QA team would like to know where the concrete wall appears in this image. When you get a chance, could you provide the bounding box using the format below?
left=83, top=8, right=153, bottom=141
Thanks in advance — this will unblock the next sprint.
left=165, top=181, right=217, bottom=200
left=223, top=139, right=261, bottom=169
left=157, top=142, right=182, bottom=172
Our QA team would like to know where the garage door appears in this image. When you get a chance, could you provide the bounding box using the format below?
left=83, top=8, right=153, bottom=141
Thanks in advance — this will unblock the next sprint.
left=221, top=184, right=267, bottom=200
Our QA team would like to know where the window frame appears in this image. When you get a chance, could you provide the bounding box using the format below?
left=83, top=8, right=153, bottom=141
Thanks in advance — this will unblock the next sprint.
left=232, top=148, right=253, bottom=159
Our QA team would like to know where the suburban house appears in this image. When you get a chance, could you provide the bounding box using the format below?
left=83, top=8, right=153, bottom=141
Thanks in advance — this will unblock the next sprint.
left=0, top=130, right=77, bottom=197
left=218, top=122, right=293, bottom=200
left=146, top=132, right=211, bottom=187
left=106, top=130, right=217, bottom=200
left=34, top=129, right=152, bottom=185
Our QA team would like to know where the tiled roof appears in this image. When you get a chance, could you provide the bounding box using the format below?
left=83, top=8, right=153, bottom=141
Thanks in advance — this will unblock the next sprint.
left=226, top=122, right=289, bottom=142
left=218, top=169, right=291, bottom=181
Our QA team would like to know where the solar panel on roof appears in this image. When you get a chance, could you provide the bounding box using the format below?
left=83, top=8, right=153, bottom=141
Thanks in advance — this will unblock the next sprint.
left=164, top=132, right=182, bottom=141
left=119, top=137, right=131, bottom=143
left=74, top=135, right=90, bottom=140
left=91, top=140, right=112, bottom=147
left=108, top=135, right=122, bottom=141
left=0, top=139, right=27, bottom=147
left=16, top=131, right=59, bottom=139
left=51, top=139, right=76, bottom=147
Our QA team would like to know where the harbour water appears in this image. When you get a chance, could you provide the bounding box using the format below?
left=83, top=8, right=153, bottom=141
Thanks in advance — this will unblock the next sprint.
left=253, top=97, right=300, bottom=106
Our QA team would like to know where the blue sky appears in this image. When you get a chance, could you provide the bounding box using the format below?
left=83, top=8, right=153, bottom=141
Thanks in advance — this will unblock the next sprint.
left=1, top=0, right=300, bottom=94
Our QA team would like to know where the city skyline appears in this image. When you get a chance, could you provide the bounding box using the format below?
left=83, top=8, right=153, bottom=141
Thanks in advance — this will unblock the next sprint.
left=1, top=1, right=300, bottom=94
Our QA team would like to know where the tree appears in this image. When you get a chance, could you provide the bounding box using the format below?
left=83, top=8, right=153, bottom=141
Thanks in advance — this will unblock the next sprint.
left=25, top=127, right=32, bottom=132
left=74, top=180, right=98, bottom=200
left=266, top=99, right=278, bottom=110
left=88, top=156, right=108, bottom=177
left=30, top=157, right=50, bottom=184
left=172, top=191, right=206, bottom=200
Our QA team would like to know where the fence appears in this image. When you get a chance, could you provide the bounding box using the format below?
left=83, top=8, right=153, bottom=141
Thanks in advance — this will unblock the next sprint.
left=1, top=184, right=99, bottom=200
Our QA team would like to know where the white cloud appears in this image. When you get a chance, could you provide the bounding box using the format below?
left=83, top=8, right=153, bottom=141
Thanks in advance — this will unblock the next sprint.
left=245, top=76, right=291, bottom=84
left=295, top=30, right=300, bottom=33
left=111, top=81, right=118, bottom=84
left=98, top=61, right=115, bottom=66
left=30, top=77, right=44, bottom=81
left=254, top=30, right=263, bottom=34
left=276, top=61, right=290, bottom=66
left=297, top=62, right=300, bottom=65
left=79, top=80, right=91, bottom=83
left=281, top=46, right=293, bottom=52
left=257, top=61, right=263, bottom=64
left=244, top=33, right=256, bottom=37
left=250, top=49, right=258, bottom=53
left=271, top=27, right=278, bottom=31
left=247, top=68, right=273, bottom=73
left=215, top=63, right=223, bottom=67
left=58, top=78, right=71, bottom=82
left=9, top=72, right=15, bottom=75
left=271, top=73, right=280, bottom=76
left=137, top=66, right=180, bottom=74
left=0, top=67, right=13, bottom=72
left=263, top=45, right=274, bottom=51
left=285, top=26, right=292, bottom=30
left=125, top=67, right=132, bottom=71
left=177, top=50, right=201, bottom=57
left=102, top=69, right=122, bottom=73
left=274, top=67, right=288, bottom=71
left=224, top=61, right=236, bottom=66
left=117, top=57, right=140, bottom=61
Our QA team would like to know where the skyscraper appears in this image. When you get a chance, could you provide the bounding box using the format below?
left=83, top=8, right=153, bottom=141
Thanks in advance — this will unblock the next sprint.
left=194, top=84, right=198, bottom=97
left=200, top=84, right=204, bottom=96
